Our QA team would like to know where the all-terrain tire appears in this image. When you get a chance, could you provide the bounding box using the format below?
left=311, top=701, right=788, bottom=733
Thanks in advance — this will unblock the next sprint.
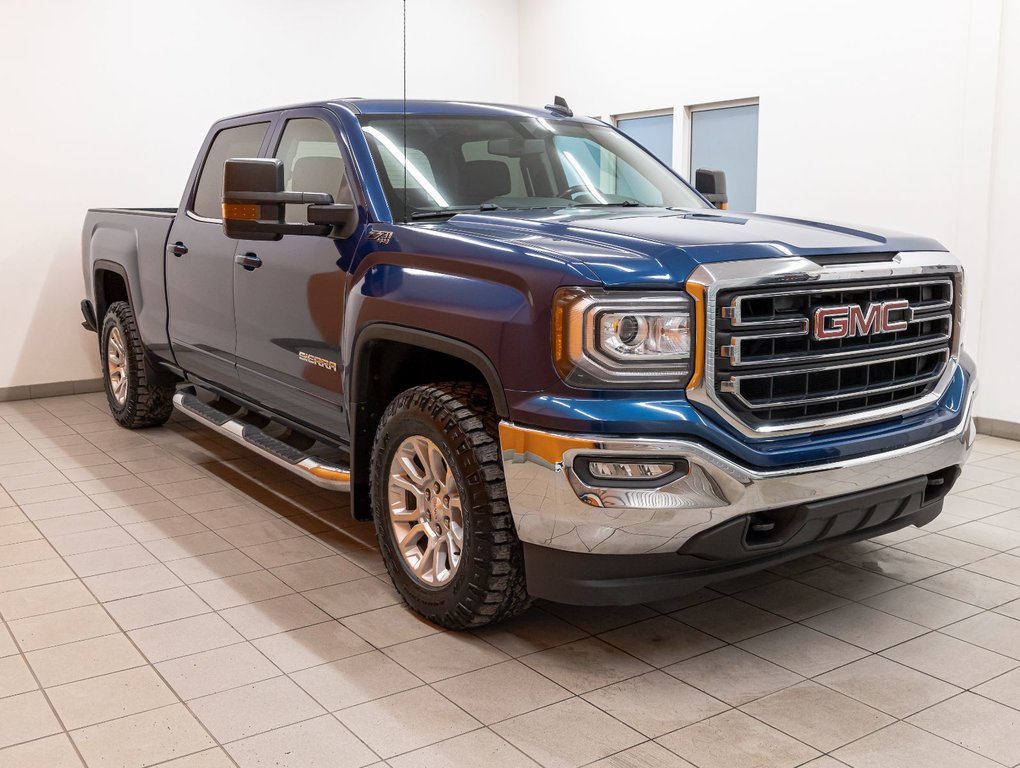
left=100, top=301, right=175, bottom=428
left=370, top=382, right=531, bottom=628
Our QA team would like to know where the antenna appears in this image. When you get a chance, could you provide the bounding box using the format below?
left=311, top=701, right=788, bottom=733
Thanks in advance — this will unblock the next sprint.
left=402, top=0, right=408, bottom=223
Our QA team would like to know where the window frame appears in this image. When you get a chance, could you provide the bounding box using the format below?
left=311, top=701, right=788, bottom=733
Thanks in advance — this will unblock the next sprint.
left=611, top=108, right=676, bottom=169
left=187, top=119, right=272, bottom=223
left=683, top=97, right=760, bottom=181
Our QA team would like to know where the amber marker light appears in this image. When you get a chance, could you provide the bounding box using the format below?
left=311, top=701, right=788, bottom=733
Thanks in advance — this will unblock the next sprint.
left=685, top=276, right=706, bottom=389
left=222, top=203, right=259, bottom=220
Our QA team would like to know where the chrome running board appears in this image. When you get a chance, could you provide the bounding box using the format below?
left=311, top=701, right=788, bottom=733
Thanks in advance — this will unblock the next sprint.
left=172, top=391, right=351, bottom=492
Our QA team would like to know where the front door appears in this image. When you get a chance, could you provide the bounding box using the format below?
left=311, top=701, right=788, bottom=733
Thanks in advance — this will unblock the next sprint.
left=233, top=111, right=360, bottom=440
left=166, top=119, right=271, bottom=390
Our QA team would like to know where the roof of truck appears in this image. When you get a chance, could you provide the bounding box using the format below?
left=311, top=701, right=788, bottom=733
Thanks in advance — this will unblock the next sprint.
left=223, top=98, right=599, bottom=123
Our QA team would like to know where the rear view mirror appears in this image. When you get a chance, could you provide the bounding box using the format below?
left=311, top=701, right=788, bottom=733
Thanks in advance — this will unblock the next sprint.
left=487, top=138, right=545, bottom=157
left=222, top=158, right=356, bottom=240
left=695, top=168, right=728, bottom=210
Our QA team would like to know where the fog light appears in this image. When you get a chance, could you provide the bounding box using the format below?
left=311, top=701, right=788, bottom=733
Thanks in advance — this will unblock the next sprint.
left=588, top=461, right=674, bottom=480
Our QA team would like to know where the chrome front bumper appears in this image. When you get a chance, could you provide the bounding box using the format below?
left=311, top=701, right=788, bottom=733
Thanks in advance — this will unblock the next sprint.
left=499, top=381, right=976, bottom=556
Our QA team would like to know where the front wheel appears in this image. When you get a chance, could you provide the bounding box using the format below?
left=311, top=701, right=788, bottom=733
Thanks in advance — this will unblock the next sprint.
left=370, top=383, right=531, bottom=628
left=100, top=301, right=175, bottom=428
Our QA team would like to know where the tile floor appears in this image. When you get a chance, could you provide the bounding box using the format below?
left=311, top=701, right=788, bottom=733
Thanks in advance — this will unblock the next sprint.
left=1, top=393, right=1020, bottom=768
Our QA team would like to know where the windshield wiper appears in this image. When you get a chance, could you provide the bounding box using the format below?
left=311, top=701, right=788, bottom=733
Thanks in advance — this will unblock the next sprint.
left=569, top=200, right=645, bottom=208
left=410, top=203, right=504, bottom=220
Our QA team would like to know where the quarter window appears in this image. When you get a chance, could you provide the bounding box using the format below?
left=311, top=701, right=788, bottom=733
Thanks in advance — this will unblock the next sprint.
left=192, top=122, right=269, bottom=220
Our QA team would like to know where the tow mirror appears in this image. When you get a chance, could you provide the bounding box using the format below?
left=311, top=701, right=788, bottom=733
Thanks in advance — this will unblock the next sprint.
left=221, top=158, right=356, bottom=240
left=695, top=168, right=728, bottom=210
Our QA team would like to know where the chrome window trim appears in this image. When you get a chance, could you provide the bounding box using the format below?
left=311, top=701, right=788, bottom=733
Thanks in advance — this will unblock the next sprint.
left=687, top=251, right=963, bottom=438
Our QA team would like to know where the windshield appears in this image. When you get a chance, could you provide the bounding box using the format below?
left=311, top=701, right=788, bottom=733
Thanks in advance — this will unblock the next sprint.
left=357, top=114, right=709, bottom=221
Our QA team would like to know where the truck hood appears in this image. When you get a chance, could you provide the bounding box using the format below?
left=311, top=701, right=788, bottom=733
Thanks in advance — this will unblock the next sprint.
left=436, top=207, right=946, bottom=287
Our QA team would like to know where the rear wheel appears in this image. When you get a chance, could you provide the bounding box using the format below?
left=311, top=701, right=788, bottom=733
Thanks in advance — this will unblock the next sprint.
left=370, top=383, right=531, bottom=628
left=100, top=301, right=174, bottom=428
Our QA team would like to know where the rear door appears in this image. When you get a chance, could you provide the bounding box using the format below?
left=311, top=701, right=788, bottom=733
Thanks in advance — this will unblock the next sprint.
left=167, top=118, right=271, bottom=390
left=232, top=109, right=362, bottom=440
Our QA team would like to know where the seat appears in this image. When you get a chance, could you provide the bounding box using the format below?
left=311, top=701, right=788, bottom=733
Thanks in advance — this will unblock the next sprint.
left=459, top=160, right=511, bottom=204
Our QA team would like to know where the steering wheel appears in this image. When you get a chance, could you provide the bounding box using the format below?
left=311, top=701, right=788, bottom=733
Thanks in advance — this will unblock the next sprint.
left=559, top=184, right=599, bottom=202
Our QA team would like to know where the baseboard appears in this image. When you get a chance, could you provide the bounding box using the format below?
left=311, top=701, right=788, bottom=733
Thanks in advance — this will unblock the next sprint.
left=0, top=378, right=104, bottom=402
left=975, top=417, right=1020, bottom=442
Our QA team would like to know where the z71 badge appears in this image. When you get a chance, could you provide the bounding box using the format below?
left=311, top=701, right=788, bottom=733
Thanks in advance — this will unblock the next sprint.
left=298, top=352, right=337, bottom=372
left=367, top=230, right=394, bottom=245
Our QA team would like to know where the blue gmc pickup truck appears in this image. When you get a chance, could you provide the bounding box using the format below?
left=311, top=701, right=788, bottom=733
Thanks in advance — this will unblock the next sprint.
left=81, top=97, right=976, bottom=628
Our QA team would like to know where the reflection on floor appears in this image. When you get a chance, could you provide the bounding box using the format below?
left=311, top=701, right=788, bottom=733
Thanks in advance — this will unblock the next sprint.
left=1, top=393, right=1019, bottom=767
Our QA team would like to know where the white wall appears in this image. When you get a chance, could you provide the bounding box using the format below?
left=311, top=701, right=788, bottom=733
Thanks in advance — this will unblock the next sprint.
left=0, top=0, right=518, bottom=390
left=518, top=0, right=1017, bottom=424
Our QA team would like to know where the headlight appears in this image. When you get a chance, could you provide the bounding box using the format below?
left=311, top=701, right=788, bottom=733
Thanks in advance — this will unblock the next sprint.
left=553, top=287, right=695, bottom=387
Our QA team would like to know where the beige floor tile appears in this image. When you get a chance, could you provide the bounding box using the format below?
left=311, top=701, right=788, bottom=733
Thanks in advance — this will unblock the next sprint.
left=0, top=654, right=38, bottom=697
left=586, top=741, right=696, bottom=768
left=0, top=507, right=26, bottom=526
left=226, top=714, right=378, bottom=768
left=964, top=552, right=1020, bottom=586
left=292, top=650, right=421, bottom=710
left=156, top=642, right=280, bottom=699
left=861, top=583, right=983, bottom=628
left=165, top=549, right=261, bottom=584
left=0, top=557, right=75, bottom=592
left=389, top=728, right=538, bottom=768
left=383, top=630, right=510, bottom=683
left=894, top=533, right=998, bottom=566
left=159, top=747, right=236, bottom=767
left=433, top=659, right=570, bottom=725
left=75, top=474, right=148, bottom=496
left=797, top=561, right=902, bottom=599
left=20, top=496, right=99, bottom=521
left=521, top=637, right=652, bottom=694
left=973, top=666, right=1020, bottom=709
left=0, top=622, right=16, bottom=656
left=304, top=576, right=401, bottom=618
left=471, top=608, right=587, bottom=657
left=215, top=519, right=304, bottom=548
left=130, top=612, right=243, bottom=663
left=65, top=543, right=158, bottom=577
left=33, top=510, right=117, bottom=538
left=541, top=603, right=656, bottom=634
left=173, top=490, right=250, bottom=514
left=0, top=690, right=62, bottom=748
left=816, top=655, right=960, bottom=718
left=941, top=520, right=1020, bottom=550
left=0, top=733, right=83, bottom=767
left=907, top=692, right=1020, bottom=765
left=882, top=632, right=1018, bottom=687
left=339, top=686, right=479, bottom=759
left=0, top=579, right=95, bottom=621
left=831, top=722, right=998, bottom=768
left=106, top=499, right=185, bottom=525
left=48, top=665, right=178, bottom=730
left=190, top=504, right=276, bottom=530
left=84, top=562, right=183, bottom=601
left=664, top=646, right=803, bottom=707
left=802, top=603, right=928, bottom=652
left=10, top=603, right=117, bottom=651
left=0, top=521, right=42, bottom=546
left=190, top=676, right=325, bottom=743
left=144, top=531, right=233, bottom=562
left=737, top=579, right=849, bottom=620
left=88, top=486, right=166, bottom=510
left=270, top=554, right=367, bottom=592
left=742, top=681, right=893, bottom=752
left=599, top=615, right=723, bottom=668
left=0, top=538, right=59, bottom=567
left=220, top=593, right=330, bottom=639
left=941, top=611, right=1020, bottom=659
left=584, top=670, right=728, bottom=738
left=26, top=632, right=146, bottom=686
left=10, top=484, right=85, bottom=507
left=123, top=515, right=208, bottom=543
left=252, top=621, right=371, bottom=673
left=657, top=709, right=820, bottom=768
left=917, top=566, right=1020, bottom=608
left=71, top=703, right=215, bottom=767
left=342, top=604, right=442, bottom=647
left=241, top=537, right=333, bottom=569
left=191, top=570, right=293, bottom=610
left=105, top=586, right=210, bottom=631
left=671, top=596, right=789, bottom=643
left=737, top=623, right=868, bottom=677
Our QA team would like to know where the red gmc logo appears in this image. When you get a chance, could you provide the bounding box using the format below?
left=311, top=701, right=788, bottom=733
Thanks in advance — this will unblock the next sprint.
left=812, top=299, right=910, bottom=340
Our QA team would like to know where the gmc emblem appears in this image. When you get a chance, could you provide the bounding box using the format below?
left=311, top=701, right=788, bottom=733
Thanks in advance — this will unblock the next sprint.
left=812, top=299, right=910, bottom=340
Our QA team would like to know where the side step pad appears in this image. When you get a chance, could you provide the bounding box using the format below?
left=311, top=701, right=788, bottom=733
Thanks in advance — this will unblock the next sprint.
left=172, top=392, right=351, bottom=492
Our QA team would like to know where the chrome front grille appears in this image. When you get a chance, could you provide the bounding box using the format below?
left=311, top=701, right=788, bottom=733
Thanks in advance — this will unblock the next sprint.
left=713, top=276, right=957, bottom=427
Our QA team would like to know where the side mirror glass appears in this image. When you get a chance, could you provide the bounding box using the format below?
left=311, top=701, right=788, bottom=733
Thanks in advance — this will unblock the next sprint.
left=221, top=158, right=356, bottom=240
left=695, top=168, right=729, bottom=210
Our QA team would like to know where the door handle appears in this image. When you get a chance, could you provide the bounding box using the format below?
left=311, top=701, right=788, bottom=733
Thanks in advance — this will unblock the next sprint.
left=169, top=242, right=188, bottom=257
left=234, top=252, right=263, bottom=271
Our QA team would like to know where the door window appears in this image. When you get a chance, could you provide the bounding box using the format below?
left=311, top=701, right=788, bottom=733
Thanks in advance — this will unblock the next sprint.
left=274, top=118, right=352, bottom=223
left=191, top=122, right=269, bottom=219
